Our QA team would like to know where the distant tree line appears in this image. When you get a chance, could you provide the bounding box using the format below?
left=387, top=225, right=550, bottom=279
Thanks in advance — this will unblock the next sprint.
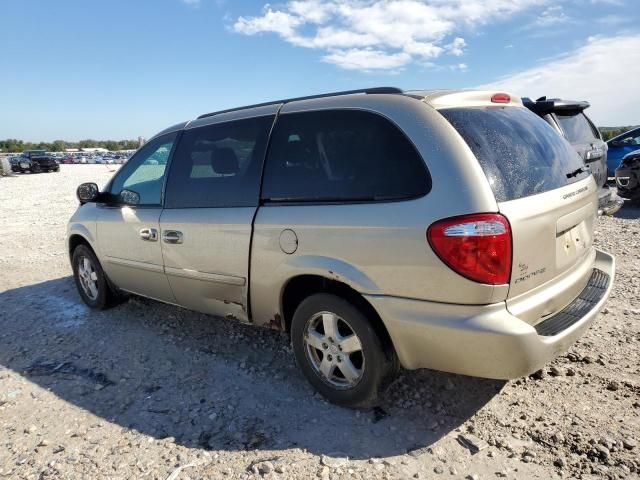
left=0, top=139, right=139, bottom=153
left=1, top=126, right=637, bottom=153
left=598, top=126, right=638, bottom=141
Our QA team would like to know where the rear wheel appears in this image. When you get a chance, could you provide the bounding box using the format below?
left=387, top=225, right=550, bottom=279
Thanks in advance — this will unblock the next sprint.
left=291, top=293, right=393, bottom=408
left=72, top=244, right=119, bottom=309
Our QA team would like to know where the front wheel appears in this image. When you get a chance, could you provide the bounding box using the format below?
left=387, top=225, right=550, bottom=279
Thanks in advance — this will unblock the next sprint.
left=291, top=293, right=394, bottom=408
left=72, top=244, right=118, bottom=309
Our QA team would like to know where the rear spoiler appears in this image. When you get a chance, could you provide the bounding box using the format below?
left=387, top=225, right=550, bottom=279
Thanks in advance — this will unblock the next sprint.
left=522, top=96, right=590, bottom=115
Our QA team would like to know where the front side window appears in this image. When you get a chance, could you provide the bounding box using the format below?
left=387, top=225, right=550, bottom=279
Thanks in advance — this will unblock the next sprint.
left=555, top=112, right=598, bottom=143
left=164, top=115, right=274, bottom=208
left=261, top=110, right=430, bottom=202
left=109, top=132, right=177, bottom=205
left=617, top=129, right=640, bottom=146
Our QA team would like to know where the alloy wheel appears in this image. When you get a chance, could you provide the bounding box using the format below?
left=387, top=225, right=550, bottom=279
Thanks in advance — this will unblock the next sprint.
left=77, top=256, right=99, bottom=300
left=303, top=311, right=365, bottom=389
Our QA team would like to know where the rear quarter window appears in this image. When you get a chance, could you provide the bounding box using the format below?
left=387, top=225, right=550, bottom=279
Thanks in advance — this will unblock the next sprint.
left=261, top=109, right=431, bottom=202
left=556, top=112, right=599, bottom=143
left=440, top=106, right=590, bottom=202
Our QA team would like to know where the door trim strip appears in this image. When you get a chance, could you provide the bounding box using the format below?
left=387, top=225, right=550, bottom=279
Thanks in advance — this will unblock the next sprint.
left=105, top=256, right=165, bottom=273
left=164, top=266, right=246, bottom=286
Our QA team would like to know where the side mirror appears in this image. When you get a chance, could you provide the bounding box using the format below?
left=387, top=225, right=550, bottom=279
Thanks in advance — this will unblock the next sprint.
left=77, top=182, right=100, bottom=204
left=608, top=140, right=621, bottom=147
left=119, top=189, right=140, bottom=205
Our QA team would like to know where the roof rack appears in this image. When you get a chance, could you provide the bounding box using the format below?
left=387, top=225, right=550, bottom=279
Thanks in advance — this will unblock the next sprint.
left=197, top=87, right=403, bottom=120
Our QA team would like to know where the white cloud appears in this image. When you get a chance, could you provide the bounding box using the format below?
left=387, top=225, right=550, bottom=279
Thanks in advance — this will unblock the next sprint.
left=446, top=37, right=466, bottom=56
left=480, top=34, right=640, bottom=125
left=322, top=49, right=411, bottom=71
left=233, top=0, right=550, bottom=70
left=531, top=6, right=570, bottom=27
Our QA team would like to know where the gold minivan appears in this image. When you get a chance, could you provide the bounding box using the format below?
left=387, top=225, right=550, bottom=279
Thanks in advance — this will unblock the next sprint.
left=68, top=88, right=615, bottom=407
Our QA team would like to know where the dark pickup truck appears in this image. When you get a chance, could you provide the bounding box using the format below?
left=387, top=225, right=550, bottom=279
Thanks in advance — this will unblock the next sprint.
left=15, top=150, right=60, bottom=173
left=523, top=96, right=623, bottom=216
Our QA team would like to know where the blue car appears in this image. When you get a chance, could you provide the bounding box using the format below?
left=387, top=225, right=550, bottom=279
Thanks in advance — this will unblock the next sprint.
left=607, top=127, right=640, bottom=177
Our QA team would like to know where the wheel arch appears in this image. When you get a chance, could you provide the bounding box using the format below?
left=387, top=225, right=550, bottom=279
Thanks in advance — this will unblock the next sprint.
left=67, top=230, right=97, bottom=261
left=280, top=274, right=395, bottom=355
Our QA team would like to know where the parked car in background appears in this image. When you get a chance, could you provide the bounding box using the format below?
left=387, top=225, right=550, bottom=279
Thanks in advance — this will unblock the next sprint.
left=523, top=96, right=622, bottom=216
left=68, top=88, right=615, bottom=407
left=16, top=150, right=60, bottom=173
left=607, top=127, right=640, bottom=177
left=10, top=157, right=23, bottom=172
left=615, top=149, right=640, bottom=202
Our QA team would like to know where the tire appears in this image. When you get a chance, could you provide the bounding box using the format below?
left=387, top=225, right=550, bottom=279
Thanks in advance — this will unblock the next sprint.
left=72, top=244, right=119, bottom=309
left=291, top=293, right=393, bottom=408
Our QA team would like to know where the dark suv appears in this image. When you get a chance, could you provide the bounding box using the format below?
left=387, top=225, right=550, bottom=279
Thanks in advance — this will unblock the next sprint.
left=523, top=97, right=622, bottom=216
left=16, top=150, right=60, bottom=173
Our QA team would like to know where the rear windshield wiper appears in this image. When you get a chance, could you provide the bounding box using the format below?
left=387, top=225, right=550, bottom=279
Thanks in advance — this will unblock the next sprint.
left=566, top=166, right=589, bottom=178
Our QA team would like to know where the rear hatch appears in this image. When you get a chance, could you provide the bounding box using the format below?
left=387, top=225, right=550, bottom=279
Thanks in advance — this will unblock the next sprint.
left=554, top=110, right=607, bottom=189
left=440, top=103, right=598, bottom=324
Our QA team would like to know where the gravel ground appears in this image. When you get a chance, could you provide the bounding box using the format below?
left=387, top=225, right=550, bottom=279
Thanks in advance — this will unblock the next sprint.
left=0, top=165, right=638, bottom=480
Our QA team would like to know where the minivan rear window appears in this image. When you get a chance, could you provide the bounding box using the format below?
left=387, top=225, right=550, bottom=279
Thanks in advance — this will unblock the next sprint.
left=440, top=107, right=590, bottom=202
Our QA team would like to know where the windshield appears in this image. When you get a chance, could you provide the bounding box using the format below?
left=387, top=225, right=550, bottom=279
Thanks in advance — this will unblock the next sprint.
left=440, top=106, right=590, bottom=202
left=23, top=150, right=48, bottom=158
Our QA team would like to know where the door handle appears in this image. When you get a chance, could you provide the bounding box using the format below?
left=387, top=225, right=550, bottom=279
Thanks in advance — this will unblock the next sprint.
left=139, top=228, right=158, bottom=241
left=162, top=230, right=183, bottom=244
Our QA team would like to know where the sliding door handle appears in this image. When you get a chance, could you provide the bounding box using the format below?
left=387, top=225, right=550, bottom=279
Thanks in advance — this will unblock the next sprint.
left=163, top=230, right=183, bottom=244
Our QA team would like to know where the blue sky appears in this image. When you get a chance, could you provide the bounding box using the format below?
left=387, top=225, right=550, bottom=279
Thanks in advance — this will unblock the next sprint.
left=2, top=0, right=639, bottom=141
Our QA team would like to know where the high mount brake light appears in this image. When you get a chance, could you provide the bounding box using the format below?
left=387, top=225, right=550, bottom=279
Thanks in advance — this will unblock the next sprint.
left=427, top=213, right=512, bottom=285
left=491, top=93, right=511, bottom=104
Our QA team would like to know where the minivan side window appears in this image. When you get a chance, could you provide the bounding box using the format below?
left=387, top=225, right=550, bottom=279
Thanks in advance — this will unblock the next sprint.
left=261, top=110, right=431, bottom=202
left=109, top=132, right=177, bottom=205
left=164, top=115, right=275, bottom=208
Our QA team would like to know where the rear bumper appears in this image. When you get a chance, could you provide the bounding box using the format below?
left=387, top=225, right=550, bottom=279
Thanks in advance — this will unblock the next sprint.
left=597, top=186, right=624, bottom=216
left=367, top=249, right=615, bottom=379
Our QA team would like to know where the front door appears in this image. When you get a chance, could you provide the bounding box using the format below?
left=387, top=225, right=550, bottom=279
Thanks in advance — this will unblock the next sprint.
left=97, top=132, right=178, bottom=302
left=159, top=111, right=276, bottom=321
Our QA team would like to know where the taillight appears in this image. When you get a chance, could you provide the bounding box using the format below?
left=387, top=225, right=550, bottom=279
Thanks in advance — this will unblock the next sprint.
left=427, top=213, right=512, bottom=285
left=491, top=93, right=510, bottom=103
